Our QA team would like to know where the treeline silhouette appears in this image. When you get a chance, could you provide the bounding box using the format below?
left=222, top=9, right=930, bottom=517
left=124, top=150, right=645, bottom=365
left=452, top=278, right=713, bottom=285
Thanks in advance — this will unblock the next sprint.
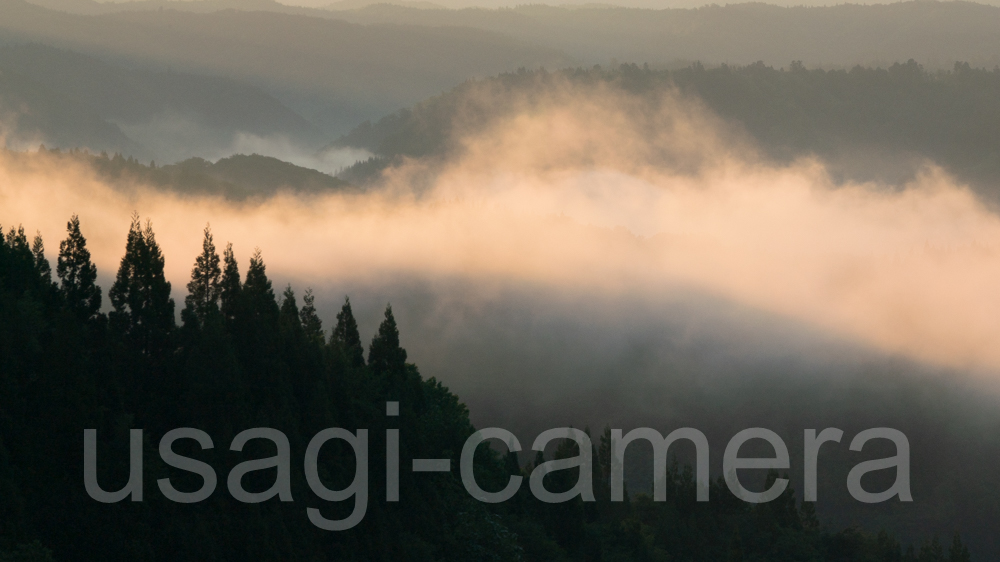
left=4, top=147, right=351, bottom=200
left=0, top=216, right=974, bottom=561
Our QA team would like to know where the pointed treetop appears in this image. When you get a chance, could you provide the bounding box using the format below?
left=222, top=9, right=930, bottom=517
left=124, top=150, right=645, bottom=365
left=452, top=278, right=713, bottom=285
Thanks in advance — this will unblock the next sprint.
left=57, top=215, right=102, bottom=320
left=220, top=242, right=241, bottom=322
left=279, top=285, right=304, bottom=339
left=280, top=284, right=299, bottom=317
left=32, top=231, right=51, bottom=281
left=244, top=248, right=272, bottom=295
left=332, top=296, right=364, bottom=368
left=241, top=248, right=278, bottom=323
left=185, top=224, right=222, bottom=320
left=300, top=288, right=324, bottom=346
left=6, top=225, right=28, bottom=251
left=108, top=213, right=175, bottom=351
left=368, top=303, right=407, bottom=376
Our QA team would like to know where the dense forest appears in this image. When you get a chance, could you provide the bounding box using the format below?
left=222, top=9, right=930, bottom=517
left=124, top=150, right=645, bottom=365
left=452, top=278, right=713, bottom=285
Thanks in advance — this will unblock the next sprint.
left=0, top=215, right=977, bottom=560
left=332, top=61, right=1000, bottom=200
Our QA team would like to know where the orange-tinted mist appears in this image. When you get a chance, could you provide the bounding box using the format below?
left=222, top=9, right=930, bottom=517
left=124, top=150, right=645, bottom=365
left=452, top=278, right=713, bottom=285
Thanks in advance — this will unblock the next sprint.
left=2, top=78, right=999, bottom=373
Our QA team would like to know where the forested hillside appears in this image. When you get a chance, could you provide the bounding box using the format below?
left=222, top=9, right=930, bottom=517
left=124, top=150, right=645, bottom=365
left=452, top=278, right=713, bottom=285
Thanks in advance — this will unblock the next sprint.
left=2, top=148, right=352, bottom=199
left=332, top=62, right=1000, bottom=199
left=0, top=214, right=976, bottom=560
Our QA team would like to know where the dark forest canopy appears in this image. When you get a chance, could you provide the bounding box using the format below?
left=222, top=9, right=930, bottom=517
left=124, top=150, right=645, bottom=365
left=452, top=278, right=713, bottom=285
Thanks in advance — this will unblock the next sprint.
left=0, top=215, right=977, bottom=560
left=333, top=61, right=1000, bottom=201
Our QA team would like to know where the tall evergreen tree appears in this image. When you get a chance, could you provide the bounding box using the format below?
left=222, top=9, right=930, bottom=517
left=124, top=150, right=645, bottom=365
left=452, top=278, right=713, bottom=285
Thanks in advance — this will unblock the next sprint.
left=242, top=248, right=278, bottom=324
left=3, top=226, right=49, bottom=299
left=949, top=533, right=971, bottom=562
left=5, top=225, right=27, bottom=249
left=108, top=214, right=175, bottom=356
left=184, top=224, right=222, bottom=323
left=299, top=288, right=324, bottom=347
left=219, top=242, right=241, bottom=324
left=332, top=297, right=365, bottom=368
left=30, top=232, right=51, bottom=283
left=279, top=285, right=302, bottom=336
left=5, top=226, right=30, bottom=276
left=368, top=304, right=407, bottom=377
left=57, top=215, right=101, bottom=321
left=919, top=536, right=945, bottom=562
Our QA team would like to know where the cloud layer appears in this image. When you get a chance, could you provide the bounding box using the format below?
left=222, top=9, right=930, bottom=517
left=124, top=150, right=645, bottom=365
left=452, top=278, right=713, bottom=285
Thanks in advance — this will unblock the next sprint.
left=2, top=79, right=1000, bottom=374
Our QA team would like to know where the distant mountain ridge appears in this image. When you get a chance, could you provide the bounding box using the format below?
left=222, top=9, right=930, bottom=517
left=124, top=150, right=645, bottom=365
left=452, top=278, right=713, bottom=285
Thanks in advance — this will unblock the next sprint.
left=323, top=1, right=1000, bottom=69
left=18, top=0, right=1000, bottom=70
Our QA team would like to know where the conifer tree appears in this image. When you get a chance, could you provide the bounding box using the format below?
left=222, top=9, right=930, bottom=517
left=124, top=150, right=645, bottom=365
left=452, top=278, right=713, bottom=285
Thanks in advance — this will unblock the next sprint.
left=243, top=248, right=278, bottom=324
left=185, top=224, right=222, bottom=323
left=219, top=242, right=241, bottom=324
left=57, top=215, right=102, bottom=320
left=279, top=285, right=302, bottom=336
left=332, top=297, right=365, bottom=368
left=31, top=232, right=51, bottom=282
left=919, top=536, right=945, bottom=562
left=5, top=226, right=28, bottom=253
left=299, top=288, right=324, bottom=347
left=3, top=226, right=35, bottom=294
left=949, top=533, right=971, bottom=562
left=368, top=304, right=407, bottom=377
left=109, top=214, right=175, bottom=355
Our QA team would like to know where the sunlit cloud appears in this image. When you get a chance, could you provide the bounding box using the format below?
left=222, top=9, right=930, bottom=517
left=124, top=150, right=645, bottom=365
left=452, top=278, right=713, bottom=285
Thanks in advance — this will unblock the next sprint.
left=2, top=78, right=999, bottom=373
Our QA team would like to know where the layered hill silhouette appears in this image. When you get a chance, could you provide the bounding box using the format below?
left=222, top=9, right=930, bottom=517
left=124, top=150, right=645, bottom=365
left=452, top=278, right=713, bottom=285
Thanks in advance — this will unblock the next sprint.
left=0, top=0, right=572, bottom=135
left=7, top=148, right=353, bottom=199
left=25, top=0, right=1000, bottom=70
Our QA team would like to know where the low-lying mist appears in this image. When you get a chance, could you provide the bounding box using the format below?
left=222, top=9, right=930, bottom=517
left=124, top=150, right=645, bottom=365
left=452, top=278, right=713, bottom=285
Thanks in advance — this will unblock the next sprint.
left=3, top=79, right=999, bottom=375
left=116, top=114, right=370, bottom=172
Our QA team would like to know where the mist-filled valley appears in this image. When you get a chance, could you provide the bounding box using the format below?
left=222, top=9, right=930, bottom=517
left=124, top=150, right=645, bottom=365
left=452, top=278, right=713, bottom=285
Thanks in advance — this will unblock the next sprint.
left=1, top=1, right=1000, bottom=561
